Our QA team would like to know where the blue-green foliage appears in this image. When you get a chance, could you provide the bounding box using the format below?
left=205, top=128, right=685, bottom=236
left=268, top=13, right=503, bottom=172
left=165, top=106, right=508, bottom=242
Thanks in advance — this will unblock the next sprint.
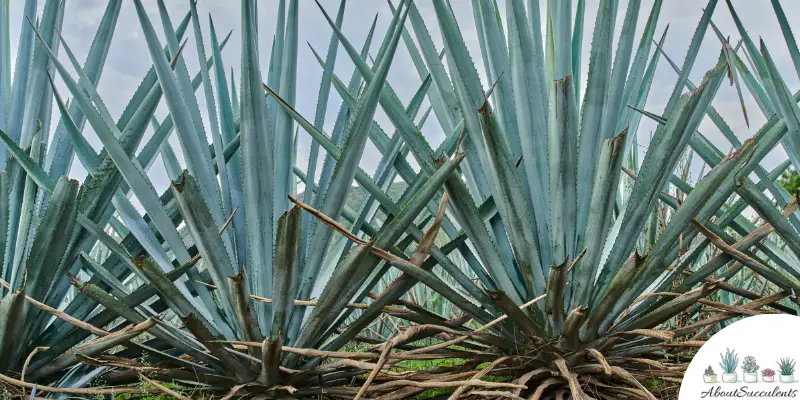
left=0, top=0, right=799, bottom=395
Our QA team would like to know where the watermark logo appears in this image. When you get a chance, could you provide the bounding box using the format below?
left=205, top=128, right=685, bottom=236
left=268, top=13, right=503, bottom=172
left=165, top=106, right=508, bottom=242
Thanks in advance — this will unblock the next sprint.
left=680, top=314, right=800, bottom=399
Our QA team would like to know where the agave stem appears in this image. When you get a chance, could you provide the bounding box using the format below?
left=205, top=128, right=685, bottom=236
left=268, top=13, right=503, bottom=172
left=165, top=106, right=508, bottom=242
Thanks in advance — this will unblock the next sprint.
left=258, top=334, right=282, bottom=386
left=561, top=305, right=587, bottom=348
left=581, top=252, right=645, bottom=342
left=488, top=291, right=546, bottom=337
left=545, top=260, right=568, bottom=334
left=227, top=271, right=262, bottom=356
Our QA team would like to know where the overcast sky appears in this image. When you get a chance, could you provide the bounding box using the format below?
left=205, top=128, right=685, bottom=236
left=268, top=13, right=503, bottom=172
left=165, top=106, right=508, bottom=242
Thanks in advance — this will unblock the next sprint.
left=6, top=0, right=800, bottom=196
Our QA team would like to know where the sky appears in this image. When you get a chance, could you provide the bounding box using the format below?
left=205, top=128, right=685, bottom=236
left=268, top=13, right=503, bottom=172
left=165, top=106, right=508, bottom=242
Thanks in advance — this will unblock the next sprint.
left=5, top=0, right=800, bottom=197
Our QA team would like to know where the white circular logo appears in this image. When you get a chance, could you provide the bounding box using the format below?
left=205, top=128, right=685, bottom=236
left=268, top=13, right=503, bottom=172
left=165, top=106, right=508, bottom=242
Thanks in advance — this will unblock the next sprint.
left=680, top=314, right=800, bottom=399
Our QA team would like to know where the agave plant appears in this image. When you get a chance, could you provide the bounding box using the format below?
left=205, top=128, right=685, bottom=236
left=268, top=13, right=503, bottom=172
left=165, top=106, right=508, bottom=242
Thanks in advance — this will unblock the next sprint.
left=0, top=0, right=242, bottom=394
left=779, top=357, right=796, bottom=376
left=272, top=0, right=800, bottom=397
left=0, top=0, right=466, bottom=396
left=720, top=349, right=739, bottom=374
left=0, top=0, right=799, bottom=398
left=263, top=0, right=800, bottom=398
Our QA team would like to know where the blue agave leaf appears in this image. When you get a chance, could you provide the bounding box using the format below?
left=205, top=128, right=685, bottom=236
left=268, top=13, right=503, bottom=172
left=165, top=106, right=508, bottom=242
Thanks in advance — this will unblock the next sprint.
left=210, top=17, right=246, bottom=268
left=239, top=0, right=275, bottom=331
left=44, top=0, right=121, bottom=182
left=273, top=0, right=299, bottom=227
left=301, top=0, right=345, bottom=268
left=291, top=0, right=411, bottom=342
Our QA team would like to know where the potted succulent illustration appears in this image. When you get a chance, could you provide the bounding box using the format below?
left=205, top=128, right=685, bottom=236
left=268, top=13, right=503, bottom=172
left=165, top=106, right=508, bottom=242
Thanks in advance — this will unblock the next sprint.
left=704, top=366, right=718, bottom=383
left=779, top=358, right=796, bottom=383
left=742, top=356, right=759, bottom=383
left=720, top=349, right=739, bottom=383
left=763, top=368, right=776, bottom=383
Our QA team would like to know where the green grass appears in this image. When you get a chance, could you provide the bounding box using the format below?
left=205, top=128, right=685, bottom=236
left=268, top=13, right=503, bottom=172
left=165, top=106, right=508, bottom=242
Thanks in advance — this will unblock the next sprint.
left=412, top=387, right=455, bottom=399
left=395, top=359, right=512, bottom=399
left=643, top=378, right=668, bottom=390
left=395, top=357, right=468, bottom=371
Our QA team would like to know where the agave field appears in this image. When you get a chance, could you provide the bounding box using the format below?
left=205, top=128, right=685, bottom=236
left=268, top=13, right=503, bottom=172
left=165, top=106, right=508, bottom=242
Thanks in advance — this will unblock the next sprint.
left=1, top=0, right=800, bottom=398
